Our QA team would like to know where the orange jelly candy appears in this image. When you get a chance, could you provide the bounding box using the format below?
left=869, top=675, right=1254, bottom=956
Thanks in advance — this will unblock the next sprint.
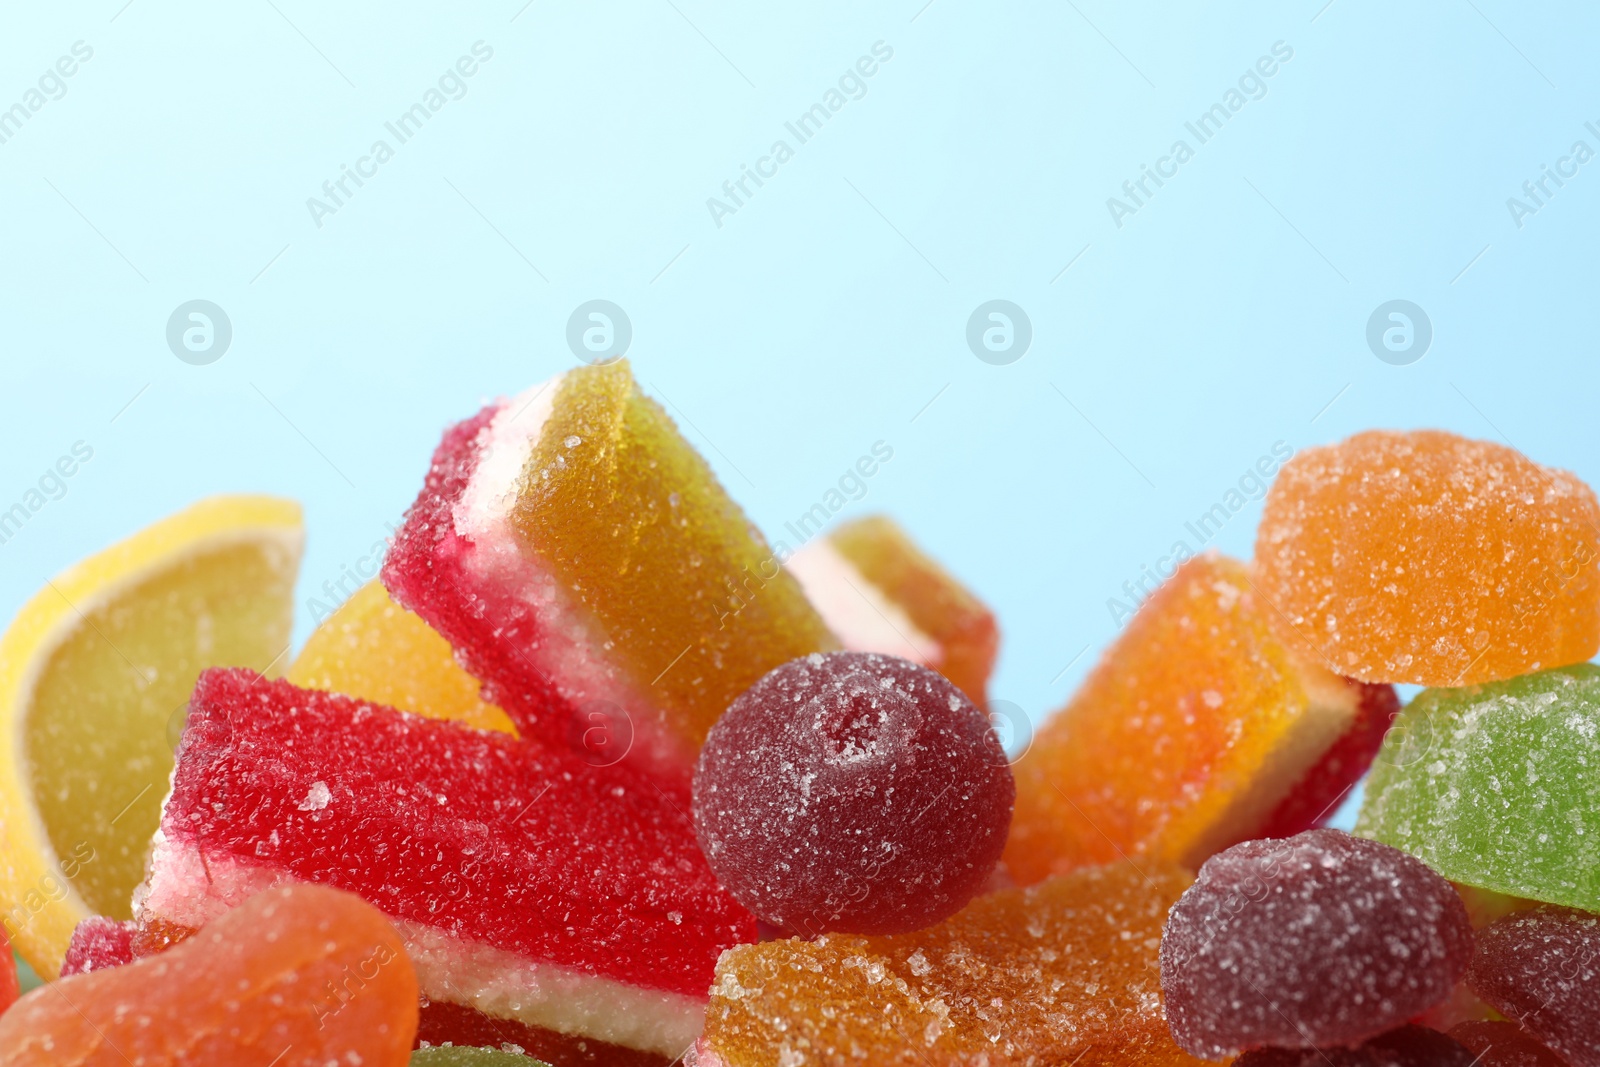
left=0, top=884, right=418, bottom=1066
left=1254, top=429, right=1600, bottom=686
left=692, top=863, right=1204, bottom=1067
left=287, top=579, right=515, bottom=735
left=1006, top=553, right=1390, bottom=884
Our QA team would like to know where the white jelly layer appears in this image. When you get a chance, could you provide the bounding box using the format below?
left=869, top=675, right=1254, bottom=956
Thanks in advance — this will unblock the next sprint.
left=784, top=538, right=940, bottom=665
left=135, top=834, right=703, bottom=1056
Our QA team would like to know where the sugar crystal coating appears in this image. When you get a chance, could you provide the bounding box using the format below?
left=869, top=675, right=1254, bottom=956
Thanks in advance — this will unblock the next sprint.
left=384, top=364, right=834, bottom=790
left=60, top=916, right=134, bottom=976
left=139, top=668, right=754, bottom=1056
left=1007, top=553, right=1394, bottom=883
left=1255, top=429, right=1600, bottom=686
left=1161, top=829, right=1474, bottom=1058
left=693, top=651, right=1012, bottom=935
left=1466, top=906, right=1600, bottom=1067
left=697, top=863, right=1208, bottom=1066
left=1448, top=1021, right=1572, bottom=1067
left=1355, top=665, right=1600, bottom=912
left=0, top=884, right=417, bottom=1066
left=1231, top=1025, right=1476, bottom=1067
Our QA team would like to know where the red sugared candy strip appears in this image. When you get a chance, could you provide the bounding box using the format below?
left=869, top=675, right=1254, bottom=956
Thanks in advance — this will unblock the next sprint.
left=1467, top=906, right=1600, bottom=1067
left=136, top=668, right=756, bottom=1059
left=693, top=652, right=1013, bottom=935
left=1160, top=829, right=1474, bottom=1059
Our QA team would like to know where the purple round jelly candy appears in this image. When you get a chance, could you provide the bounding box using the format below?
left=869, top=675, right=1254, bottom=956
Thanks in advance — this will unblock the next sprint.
left=692, top=651, right=1014, bottom=935
left=1160, top=829, right=1474, bottom=1058
left=1448, top=1021, right=1571, bottom=1067
left=1233, top=1025, right=1476, bottom=1067
left=1467, top=906, right=1600, bottom=1067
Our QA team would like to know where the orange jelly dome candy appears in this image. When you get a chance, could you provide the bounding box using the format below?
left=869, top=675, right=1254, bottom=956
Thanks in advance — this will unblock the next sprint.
left=1254, top=429, right=1600, bottom=686
left=692, top=863, right=1205, bottom=1067
left=0, top=884, right=418, bottom=1066
left=1006, top=553, right=1390, bottom=884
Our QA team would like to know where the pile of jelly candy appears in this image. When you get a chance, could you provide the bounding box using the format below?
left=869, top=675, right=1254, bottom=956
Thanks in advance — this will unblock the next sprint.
left=1, top=367, right=1596, bottom=1066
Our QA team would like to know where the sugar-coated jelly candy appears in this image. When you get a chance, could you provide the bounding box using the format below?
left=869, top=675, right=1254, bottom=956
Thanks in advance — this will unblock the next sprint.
left=786, top=515, right=998, bottom=707
left=412, top=1049, right=551, bottom=1066
left=1161, top=829, right=1474, bottom=1059
left=1356, top=665, right=1600, bottom=912
left=60, top=915, right=133, bottom=976
left=0, top=884, right=417, bottom=1066
left=1466, top=906, right=1600, bottom=1067
left=693, top=651, right=1012, bottom=935
left=1231, top=1026, right=1476, bottom=1067
left=288, top=579, right=516, bottom=735
left=383, top=362, right=836, bottom=790
left=692, top=863, right=1208, bottom=1067
left=137, top=668, right=755, bottom=1058
left=1448, top=1021, right=1572, bottom=1067
left=1255, top=429, right=1600, bottom=686
left=1007, top=553, right=1397, bottom=883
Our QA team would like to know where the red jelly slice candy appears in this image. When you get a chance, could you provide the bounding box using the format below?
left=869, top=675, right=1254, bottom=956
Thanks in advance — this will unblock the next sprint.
left=693, top=652, right=1013, bottom=935
left=1467, top=906, right=1600, bottom=1067
left=1161, top=829, right=1474, bottom=1058
left=137, top=668, right=755, bottom=1059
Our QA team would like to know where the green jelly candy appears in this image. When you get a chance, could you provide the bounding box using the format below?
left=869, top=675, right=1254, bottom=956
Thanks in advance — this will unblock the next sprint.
left=411, top=1048, right=550, bottom=1066
left=1355, top=664, right=1600, bottom=911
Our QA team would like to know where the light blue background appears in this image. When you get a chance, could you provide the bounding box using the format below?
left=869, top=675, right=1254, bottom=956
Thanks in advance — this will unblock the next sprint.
left=3, top=2, right=1597, bottom=839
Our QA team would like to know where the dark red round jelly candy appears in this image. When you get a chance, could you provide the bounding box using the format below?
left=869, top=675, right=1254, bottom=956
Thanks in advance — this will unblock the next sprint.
left=692, top=651, right=1013, bottom=935
left=1448, top=1020, right=1571, bottom=1067
left=1160, top=829, right=1474, bottom=1058
left=1467, top=906, right=1600, bottom=1067
left=1233, top=1025, right=1476, bottom=1067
